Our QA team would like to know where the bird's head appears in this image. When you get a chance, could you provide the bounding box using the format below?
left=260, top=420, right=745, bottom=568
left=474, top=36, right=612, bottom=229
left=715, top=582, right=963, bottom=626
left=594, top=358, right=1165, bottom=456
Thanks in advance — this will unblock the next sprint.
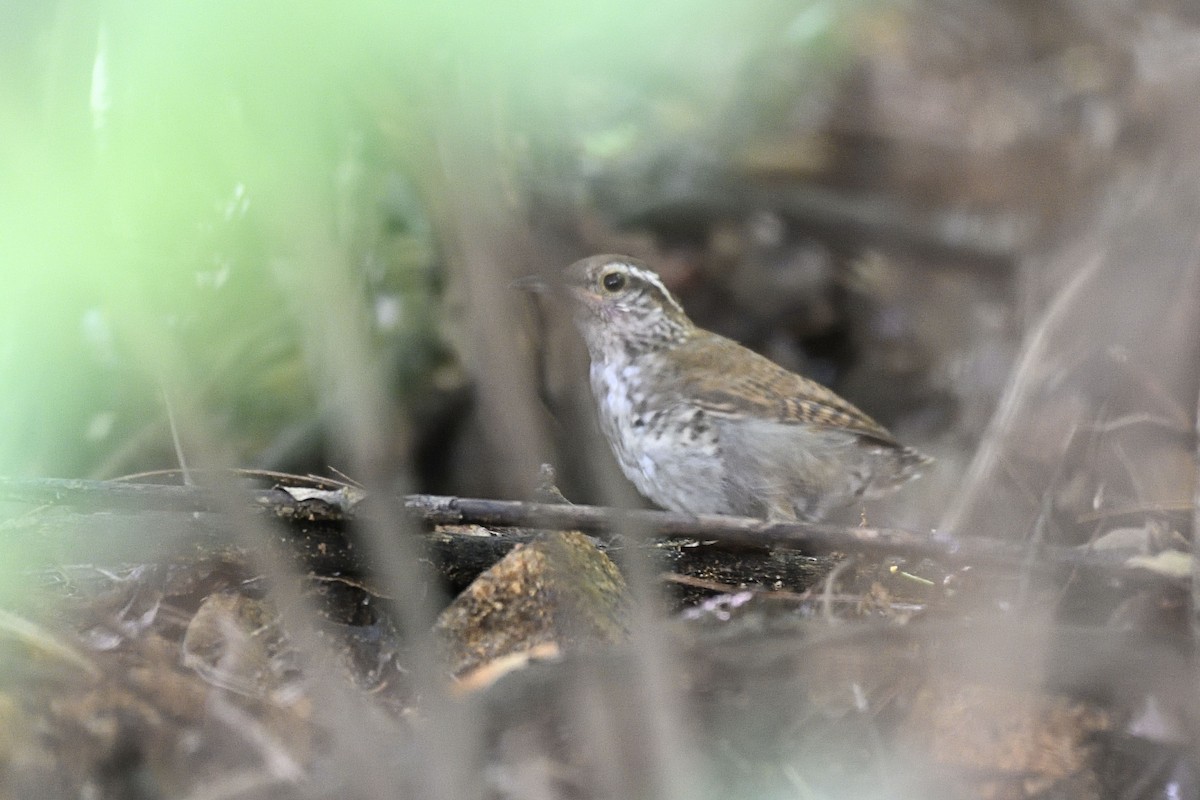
left=514, top=255, right=695, bottom=356
left=559, top=255, right=694, bottom=351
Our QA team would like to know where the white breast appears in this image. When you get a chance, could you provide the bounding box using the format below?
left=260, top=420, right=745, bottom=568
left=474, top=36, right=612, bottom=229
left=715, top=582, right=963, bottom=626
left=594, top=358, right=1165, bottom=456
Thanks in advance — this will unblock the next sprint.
left=589, top=355, right=727, bottom=515
left=591, top=360, right=643, bottom=474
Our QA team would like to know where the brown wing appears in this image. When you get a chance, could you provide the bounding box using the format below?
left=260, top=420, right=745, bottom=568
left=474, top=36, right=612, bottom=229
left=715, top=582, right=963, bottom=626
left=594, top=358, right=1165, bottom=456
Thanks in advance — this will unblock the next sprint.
left=669, top=332, right=901, bottom=446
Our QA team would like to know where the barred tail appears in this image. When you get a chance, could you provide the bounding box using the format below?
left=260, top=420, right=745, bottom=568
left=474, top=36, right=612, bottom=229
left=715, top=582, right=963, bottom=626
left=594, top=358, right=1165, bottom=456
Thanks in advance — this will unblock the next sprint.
left=865, top=445, right=932, bottom=497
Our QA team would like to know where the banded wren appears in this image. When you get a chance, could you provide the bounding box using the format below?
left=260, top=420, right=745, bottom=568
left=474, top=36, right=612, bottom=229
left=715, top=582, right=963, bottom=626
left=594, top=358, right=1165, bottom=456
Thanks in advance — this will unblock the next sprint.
left=520, top=255, right=930, bottom=522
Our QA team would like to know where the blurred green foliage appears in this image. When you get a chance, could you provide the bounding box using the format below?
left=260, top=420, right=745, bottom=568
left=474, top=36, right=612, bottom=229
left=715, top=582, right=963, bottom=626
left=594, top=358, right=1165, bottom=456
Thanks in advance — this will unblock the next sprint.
left=0, top=0, right=870, bottom=609
left=0, top=0, right=864, bottom=479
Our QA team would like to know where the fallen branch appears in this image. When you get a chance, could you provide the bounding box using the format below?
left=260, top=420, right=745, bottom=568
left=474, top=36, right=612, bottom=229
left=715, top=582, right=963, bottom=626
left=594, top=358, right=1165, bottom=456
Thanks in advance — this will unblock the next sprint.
left=0, top=476, right=1187, bottom=585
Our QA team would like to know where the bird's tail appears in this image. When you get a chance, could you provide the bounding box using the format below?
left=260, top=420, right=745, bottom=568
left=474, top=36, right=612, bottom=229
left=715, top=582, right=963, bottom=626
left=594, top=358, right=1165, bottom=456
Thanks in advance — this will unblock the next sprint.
left=865, top=445, right=933, bottom=498
left=898, top=446, right=934, bottom=476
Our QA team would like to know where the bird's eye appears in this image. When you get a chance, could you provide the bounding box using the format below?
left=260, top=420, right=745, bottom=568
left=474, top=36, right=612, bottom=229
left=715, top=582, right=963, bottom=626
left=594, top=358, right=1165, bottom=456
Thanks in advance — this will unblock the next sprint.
left=601, top=271, right=626, bottom=293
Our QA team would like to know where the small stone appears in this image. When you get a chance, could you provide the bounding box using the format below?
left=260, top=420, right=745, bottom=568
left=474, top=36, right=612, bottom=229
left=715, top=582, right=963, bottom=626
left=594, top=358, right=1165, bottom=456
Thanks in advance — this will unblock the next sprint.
left=434, top=531, right=629, bottom=679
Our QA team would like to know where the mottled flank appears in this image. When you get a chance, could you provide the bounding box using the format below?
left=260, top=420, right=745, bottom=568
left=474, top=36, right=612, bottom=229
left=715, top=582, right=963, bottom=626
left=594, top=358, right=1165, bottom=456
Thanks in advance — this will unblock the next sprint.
left=557, top=255, right=931, bottom=522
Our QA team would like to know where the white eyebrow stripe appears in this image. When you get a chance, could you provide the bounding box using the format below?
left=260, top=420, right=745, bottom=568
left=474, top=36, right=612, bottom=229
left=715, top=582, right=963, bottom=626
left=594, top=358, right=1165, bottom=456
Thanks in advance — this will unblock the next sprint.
left=626, top=265, right=685, bottom=314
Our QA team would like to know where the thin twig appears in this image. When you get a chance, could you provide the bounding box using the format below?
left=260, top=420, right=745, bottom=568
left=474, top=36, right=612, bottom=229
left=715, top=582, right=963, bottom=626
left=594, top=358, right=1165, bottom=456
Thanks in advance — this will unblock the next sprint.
left=160, top=382, right=193, bottom=486
left=659, top=573, right=746, bottom=595
left=940, top=255, right=1101, bottom=533
left=1192, top=380, right=1200, bottom=642
left=821, top=555, right=859, bottom=624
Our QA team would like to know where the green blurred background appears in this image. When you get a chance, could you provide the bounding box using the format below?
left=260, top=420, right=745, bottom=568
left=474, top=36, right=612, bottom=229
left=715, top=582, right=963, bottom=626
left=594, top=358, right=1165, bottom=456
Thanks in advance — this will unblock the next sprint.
left=0, top=0, right=859, bottom=480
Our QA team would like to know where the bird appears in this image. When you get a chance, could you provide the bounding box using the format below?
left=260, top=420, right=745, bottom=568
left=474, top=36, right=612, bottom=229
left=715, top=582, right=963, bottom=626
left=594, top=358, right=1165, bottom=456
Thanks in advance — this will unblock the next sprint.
left=517, top=254, right=931, bottom=522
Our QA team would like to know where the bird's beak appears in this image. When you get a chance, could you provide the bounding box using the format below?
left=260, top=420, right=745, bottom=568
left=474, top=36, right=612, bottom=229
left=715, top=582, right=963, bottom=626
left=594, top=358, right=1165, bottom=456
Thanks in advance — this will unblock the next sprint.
left=509, top=273, right=554, bottom=293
